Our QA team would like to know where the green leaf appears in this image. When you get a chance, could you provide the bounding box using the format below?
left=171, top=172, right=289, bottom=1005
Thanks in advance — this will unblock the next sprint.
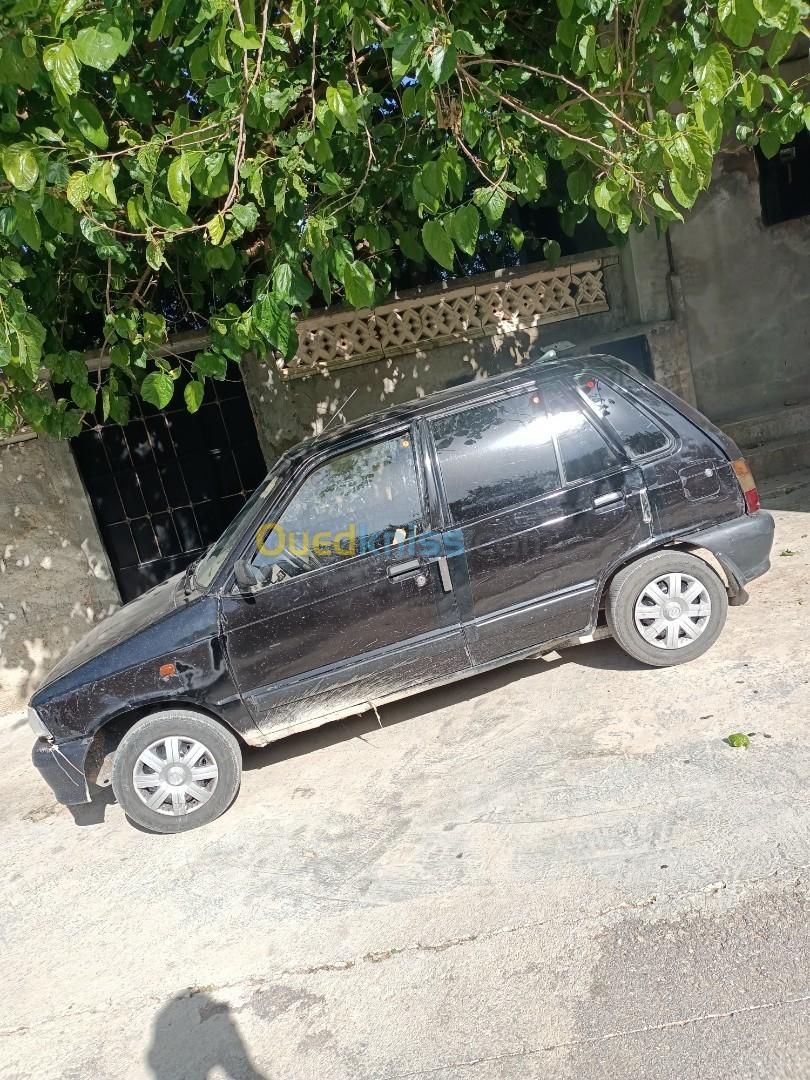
left=578, top=27, right=597, bottom=71
left=693, top=43, right=733, bottom=105
left=109, top=395, right=130, bottom=425
left=428, top=44, right=457, bottom=85
left=452, top=30, right=484, bottom=55
left=421, top=160, right=447, bottom=200
left=71, top=380, right=97, bottom=412
left=207, top=213, right=226, bottom=244
left=725, top=732, right=750, bottom=748
left=718, top=0, right=758, bottom=46
left=253, top=295, right=295, bottom=356
left=652, top=191, right=684, bottom=221
left=192, top=350, right=228, bottom=378
left=326, top=81, right=358, bottom=134
left=146, top=237, right=166, bottom=271
left=230, top=28, right=263, bottom=49
left=66, top=171, right=90, bottom=209
left=2, top=145, right=39, bottom=192
left=42, top=42, right=81, bottom=102
left=422, top=219, right=455, bottom=271
left=566, top=167, right=591, bottom=204
left=140, top=371, right=174, bottom=409
left=448, top=204, right=480, bottom=255
left=758, top=129, right=781, bottom=158
left=117, top=84, right=153, bottom=124
left=543, top=239, right=561, bottom=266
left=167, top=153, right=191, bottom=212
left=143, top=311, right=166, bottom=343
left=273, top=262, right=293, bottom=301
left=766, top=29, right=794, bottom=68
left=230, top=201, right=259, bottom=233
left=109, top=342, right=130, bottom=368
left=16, top=204, right=41, bottom=251
left=73, top=27, right=124, bottom=71
left=343, top=259, right=376, bottom=308
left=72, top=97, right=108, bottom=149
left=184, top=379, right=205, bottom=413
left=507, top=224, right=525, bottom=252
left=41, top=194, right=75, bottom=234
left=472, top=185, right=507, bottom=225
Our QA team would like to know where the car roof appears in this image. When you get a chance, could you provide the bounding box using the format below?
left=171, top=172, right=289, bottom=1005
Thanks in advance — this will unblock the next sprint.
left=294, top=352, right=606, bottom=460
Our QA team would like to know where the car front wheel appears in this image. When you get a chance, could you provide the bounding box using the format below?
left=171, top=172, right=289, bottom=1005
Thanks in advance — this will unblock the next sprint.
left=606, top=550, right=728, bottom=668
left=111, top=709, right=242, bottom=833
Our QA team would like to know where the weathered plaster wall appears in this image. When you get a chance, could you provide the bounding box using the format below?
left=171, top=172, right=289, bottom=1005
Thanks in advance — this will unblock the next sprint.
left=0, top=436, right=119, bottom=715
left=669, top=151, right=810, bottom=424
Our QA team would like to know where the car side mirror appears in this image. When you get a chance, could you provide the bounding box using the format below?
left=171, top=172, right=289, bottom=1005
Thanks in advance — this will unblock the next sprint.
left=233, top=557, right=261, bottom=592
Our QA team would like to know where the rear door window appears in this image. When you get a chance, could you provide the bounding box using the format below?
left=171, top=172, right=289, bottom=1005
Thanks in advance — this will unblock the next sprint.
left=575, top=374, right=669, bottom=458
left=431, top=389, right=561, bottom=524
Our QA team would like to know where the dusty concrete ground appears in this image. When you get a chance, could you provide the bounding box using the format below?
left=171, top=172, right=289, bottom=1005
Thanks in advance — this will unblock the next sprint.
left=2, top=480, right=809, bottom=1080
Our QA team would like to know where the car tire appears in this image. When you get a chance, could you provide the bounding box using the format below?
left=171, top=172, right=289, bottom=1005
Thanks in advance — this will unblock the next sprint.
left=111, top=709, right=242, bottom=834
left=606, top=550, right=728, bottom=668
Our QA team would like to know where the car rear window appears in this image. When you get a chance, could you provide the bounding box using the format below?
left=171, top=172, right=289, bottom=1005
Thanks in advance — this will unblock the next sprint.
left=431, top=390, right=561, bottom=524
left=549, top=398, right=623, bottom=483
left=575, top=374, right=669, bottom=458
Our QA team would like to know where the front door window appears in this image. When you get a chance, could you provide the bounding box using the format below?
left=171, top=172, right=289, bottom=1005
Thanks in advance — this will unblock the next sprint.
left=247, top=434, right=423, bottom=584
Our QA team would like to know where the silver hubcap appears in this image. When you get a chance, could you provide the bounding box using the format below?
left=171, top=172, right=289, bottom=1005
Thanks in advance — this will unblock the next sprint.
left=634, top=572, right=712, bottom=650
left=133, top=736, right=219, bottom=816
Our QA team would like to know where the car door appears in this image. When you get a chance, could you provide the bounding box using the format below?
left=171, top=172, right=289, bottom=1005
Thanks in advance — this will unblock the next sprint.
left=427, top=381, right=651, bottom=666
left=219, top=427, right=468, bottom=737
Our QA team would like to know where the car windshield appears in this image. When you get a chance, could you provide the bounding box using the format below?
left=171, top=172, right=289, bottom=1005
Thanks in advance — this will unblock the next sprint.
left=194, top=469, right=284, bottom=591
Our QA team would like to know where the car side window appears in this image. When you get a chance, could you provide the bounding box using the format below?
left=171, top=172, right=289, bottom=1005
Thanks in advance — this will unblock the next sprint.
left=431, top=389, right=561, bottom=524
left=546, top=388, right=623, bottom=484
left=576, top=374, right=669, bottom=458
left=248, top=434, right=422, bottom=584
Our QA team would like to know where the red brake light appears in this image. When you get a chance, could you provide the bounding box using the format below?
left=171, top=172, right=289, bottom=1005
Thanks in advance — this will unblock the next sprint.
left=731, top=458, right=760, bottom=514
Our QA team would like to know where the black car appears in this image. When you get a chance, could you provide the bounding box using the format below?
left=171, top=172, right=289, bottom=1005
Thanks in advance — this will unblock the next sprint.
left=29, top=350, right=775, bottom=832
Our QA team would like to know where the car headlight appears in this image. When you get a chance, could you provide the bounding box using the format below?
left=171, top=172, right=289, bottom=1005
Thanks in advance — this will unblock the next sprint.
left=27, top=706, right=50, bottom=738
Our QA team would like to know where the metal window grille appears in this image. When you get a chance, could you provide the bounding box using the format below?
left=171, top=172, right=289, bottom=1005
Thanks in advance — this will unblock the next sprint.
left=69, top=363, right=267, bottom=603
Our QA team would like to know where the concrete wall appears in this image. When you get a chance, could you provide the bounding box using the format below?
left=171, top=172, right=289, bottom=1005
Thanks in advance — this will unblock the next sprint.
left=669, top=151, right=810, bottom=424
left=0, top=435, right=119, bottom=715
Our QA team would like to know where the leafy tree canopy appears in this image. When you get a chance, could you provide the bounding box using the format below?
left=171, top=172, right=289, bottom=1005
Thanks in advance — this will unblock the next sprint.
left=0, top=0, right=807, bottom=435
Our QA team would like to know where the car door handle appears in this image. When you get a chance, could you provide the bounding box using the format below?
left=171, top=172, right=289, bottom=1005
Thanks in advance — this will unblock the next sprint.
left=386, top=555, right=454, bottom=593
left=387, top=559, right=423, bottom=581
left=593, top=491, right=624, bottom=509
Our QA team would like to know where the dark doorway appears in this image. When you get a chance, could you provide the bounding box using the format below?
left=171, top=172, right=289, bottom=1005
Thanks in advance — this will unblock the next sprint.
left=756, top=130, right=810, bottom=227
left=591, top=334, right=653, bottom=379
left=70, top=363, right=267, bottom=602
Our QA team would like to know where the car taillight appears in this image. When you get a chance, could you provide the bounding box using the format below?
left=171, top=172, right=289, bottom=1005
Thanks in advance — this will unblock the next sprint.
left=731, top=457, right=760, bottom=514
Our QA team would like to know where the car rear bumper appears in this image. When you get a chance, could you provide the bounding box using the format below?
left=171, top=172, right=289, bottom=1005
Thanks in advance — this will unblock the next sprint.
left=31, top=735, right=93, bottom=805
left=685, top=510, right=775, bottom=592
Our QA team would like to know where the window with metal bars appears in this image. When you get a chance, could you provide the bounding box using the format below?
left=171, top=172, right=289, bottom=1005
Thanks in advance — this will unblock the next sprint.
left=66, top=363, right=267, bottom=603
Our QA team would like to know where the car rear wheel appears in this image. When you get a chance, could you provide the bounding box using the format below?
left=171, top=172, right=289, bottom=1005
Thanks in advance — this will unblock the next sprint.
left=111, top=709, right=242, bottom=833
left=606, top=550, right=728, bottom=668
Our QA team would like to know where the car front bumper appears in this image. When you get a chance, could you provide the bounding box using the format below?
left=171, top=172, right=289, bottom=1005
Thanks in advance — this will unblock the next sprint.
left=686, top=510, right=776, bottom=595
left=32, top=735, right=93, bottom=805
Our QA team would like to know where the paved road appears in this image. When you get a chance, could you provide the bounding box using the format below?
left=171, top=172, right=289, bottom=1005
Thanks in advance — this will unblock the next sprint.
left=2, top=481, right=809, bottom=1079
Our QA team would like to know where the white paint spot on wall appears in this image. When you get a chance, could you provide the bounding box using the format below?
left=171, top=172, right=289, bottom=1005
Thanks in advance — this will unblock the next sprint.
left=80, top=539, right=111, bottom=581
left=40, top=557, right=52, bottom=570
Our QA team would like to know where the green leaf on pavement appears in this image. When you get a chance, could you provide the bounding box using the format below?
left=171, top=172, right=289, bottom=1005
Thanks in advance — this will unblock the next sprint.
left=725, top=732, right=750, bottom=748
